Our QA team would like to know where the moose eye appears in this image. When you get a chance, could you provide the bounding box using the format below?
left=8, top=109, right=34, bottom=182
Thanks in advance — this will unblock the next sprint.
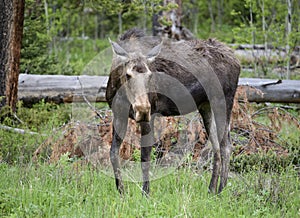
left=133, top=64, right=147, bottom=73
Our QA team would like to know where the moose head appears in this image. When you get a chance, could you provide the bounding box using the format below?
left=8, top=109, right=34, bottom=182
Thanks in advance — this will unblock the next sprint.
left=109, top=39, right=162, bottom=122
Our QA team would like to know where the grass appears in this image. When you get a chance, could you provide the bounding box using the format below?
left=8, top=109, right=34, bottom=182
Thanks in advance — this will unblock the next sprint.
left=0, top=161, right=299, bottom=217
left=0, top=101, right=299, bottom=217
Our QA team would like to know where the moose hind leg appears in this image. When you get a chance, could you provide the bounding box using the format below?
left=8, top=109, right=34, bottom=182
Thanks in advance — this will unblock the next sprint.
left=199, top=104, right=221, bottom=194
left=219, top=126, right=232, bottom=193
left=140, top=121, right=154, bottom=196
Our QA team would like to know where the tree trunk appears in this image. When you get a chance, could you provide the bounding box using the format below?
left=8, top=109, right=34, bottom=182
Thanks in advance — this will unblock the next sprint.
left=258, top=0, right=268, bottom=76
left=118, top=12, right=123, bottom=36
left=207, top=0, right=215, bottom=33
left=162, top=0, right=182, bottom=39
left=249, top=1, right=258, bottom=76
left=154, top=0, right=194, bottom=40
left=191, top=0, right=199, bottom=35
left=217, top=0, right=223, bottom=27
left=0, top=0, right=25, bottom=112
left=286, top=0, right=292, bottom=79
left=152, top=12, right=161, bottom=36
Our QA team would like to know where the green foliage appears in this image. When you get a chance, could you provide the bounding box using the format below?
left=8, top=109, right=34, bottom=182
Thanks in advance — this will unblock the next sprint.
left=231, top=151, right=296, bottom=173
left=20, top=0, right=300, bottom=76
left=0, top=101, right=71, bottom=164
left=21, top=0, right=61, bottom=75
left=55, top=38, right=110, bottom=75
left=13, top=101, right=70, bottom=132
left=131, top=147, right=156, bottom=162
left=231, top=0, right=299, bottom=46
left=21, top=0, right=110, bottom=75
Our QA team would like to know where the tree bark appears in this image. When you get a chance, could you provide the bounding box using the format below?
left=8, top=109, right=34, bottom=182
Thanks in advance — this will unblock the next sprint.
left=0, top=0, right=12, bottom=108
left=286, top=0, right=292, bottom=79
left=154, top=0, right=193, bottom=40
left=0, top=0, right=25, bottom=112
left=217, top=0, right=223, bottom=27
left=191, top=0, right=199, bottom=35
left=118, top=12, right=123, bottom=36
left=207, top=0, right=215, bottom=32
left=152, top=12, right=161, bottom=36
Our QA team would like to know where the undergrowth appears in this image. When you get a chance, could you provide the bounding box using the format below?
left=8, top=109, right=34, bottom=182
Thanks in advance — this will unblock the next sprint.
left=0, top=101, right=71, bottom=164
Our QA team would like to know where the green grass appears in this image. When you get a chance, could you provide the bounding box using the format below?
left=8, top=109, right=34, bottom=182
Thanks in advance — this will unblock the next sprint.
left=0, top=102, right=299, bottom=217
left=0, top=161, right=299, bottom=218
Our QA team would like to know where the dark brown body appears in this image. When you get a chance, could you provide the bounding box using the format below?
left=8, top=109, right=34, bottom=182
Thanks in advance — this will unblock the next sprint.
left=106, top=28, right=240, bottom=195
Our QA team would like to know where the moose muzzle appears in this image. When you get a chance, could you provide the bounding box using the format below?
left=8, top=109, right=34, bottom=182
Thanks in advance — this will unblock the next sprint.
left=132, top=95, right=151, bottom=122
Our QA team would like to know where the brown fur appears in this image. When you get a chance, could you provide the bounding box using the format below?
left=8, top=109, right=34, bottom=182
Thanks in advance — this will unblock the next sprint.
left=106, top=28, right=241, bottom=195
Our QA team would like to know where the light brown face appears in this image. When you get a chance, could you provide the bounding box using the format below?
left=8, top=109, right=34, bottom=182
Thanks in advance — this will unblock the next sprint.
left=123, top=58, right=152, bottom=122
left=110, top=39, right=162, bottom=122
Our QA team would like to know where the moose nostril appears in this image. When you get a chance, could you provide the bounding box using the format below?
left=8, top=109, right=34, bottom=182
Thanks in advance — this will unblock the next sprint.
left=135, top=110, right=150, bottom=122
left=126, top=73, right=131, bottom=80
left=133, top=103, right=151, bottom=122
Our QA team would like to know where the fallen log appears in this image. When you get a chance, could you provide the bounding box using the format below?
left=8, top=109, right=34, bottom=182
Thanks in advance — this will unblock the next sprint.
left=238, top=78, right=300, bottom=103
left=18, top=74, right=300, bottom=105
left=230, top=44, right=300, bottom=51
left=18, top=74, right=108, bottom=106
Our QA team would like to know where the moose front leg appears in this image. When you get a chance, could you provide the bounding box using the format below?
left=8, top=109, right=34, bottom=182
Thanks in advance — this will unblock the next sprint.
left=110, top=127, right=124, bottom=194
left=110, top=118, right=127, bottom=194
left=140, top=121, right=154, bottom=195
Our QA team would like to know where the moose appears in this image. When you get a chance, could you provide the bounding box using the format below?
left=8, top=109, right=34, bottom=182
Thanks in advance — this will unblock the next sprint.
left=106, top=28, right=240, bottom=195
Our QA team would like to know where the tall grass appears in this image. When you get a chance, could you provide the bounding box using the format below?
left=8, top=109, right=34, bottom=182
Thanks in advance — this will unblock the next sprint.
left=0, top=159, right=299, bottom=217
left=0, top=102, right=299, bottom=217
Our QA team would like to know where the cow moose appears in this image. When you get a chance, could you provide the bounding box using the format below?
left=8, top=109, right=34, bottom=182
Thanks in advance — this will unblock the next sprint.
left=106, top=28, right=241, bottom=195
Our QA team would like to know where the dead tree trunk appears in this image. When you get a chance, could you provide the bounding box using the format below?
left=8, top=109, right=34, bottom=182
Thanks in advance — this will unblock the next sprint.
left=153, top=0, right=194, bottom=40
left=207, top=0, right=215, bottom=33
left=286, top=0, right=292, bottom=79
left=217, top=0, right=224, bottom=27
left=0, top=0, right=25, bottom=112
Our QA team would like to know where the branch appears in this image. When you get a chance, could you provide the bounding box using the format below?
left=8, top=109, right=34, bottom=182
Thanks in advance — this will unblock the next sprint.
left=0, top=124, right=39, bottom=135
left=77, top=77, right=104, bottom=119
left=261, top=79, right=282, bottom=87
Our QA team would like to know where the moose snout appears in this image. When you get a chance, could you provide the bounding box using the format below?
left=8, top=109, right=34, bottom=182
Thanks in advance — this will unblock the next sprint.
left=132, top=96, right=151, bottom=123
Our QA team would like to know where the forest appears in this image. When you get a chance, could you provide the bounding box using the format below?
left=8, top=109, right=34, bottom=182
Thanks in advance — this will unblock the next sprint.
left=20, top=0, right=300, bottom=76
left=0, top=0, right=300, bottom=217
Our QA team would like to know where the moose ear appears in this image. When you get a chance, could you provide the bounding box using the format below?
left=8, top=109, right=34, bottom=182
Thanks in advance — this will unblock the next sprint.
left=109, top=38, right=129, bottom=61
left=146, top=42, right=162, bottom=62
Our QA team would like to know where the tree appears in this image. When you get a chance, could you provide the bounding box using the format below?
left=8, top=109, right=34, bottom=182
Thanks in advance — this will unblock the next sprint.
left=286, top=0, right=292, bottom=79
left=0, top=0, right=25, bottom=112
left=153, top=0, right=194, bottom=40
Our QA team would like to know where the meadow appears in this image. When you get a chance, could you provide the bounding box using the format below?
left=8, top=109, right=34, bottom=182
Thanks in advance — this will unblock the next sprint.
left=0, top=160, right=299, bottom=217
left=0, top=101, right=299, bottom=217
left=2, top=1, right=299, bottom=216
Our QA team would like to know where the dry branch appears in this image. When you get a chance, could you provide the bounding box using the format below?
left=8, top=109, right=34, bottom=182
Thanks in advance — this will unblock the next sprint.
left=0, top=124, right=39, bottom=135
